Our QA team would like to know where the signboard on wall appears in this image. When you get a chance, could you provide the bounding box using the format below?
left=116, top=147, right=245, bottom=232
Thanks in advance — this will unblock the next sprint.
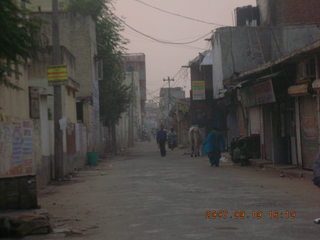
left=192, top=81, right=206, bottom=100
left=240, top=79, right=276, bottom=107
left=176, top=103, right=189, bottom=113
left=48, top=65, right=68, bottom=85
left=253, top=80, right=276, bottom=105
left=0, top=120, right=35, bottom=178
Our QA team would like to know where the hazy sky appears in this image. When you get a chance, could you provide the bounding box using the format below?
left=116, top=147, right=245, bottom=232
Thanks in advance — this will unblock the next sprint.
left=114, top=0, right=256, bottom=99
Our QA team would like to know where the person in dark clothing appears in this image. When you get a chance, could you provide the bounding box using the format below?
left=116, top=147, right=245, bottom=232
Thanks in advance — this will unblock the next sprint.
left=167, top=128, right=177, bottom=150
left=156, top=125, right=167, bottom=157
left=313, top=154, right=320, bottom=187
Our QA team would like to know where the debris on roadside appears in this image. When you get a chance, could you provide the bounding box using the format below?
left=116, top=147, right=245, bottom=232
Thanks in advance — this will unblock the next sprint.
left=0, top=212, right=52, bottom=238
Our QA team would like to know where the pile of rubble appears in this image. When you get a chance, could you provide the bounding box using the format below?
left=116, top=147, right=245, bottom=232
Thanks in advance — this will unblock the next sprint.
left=0, top=212, right=52, bottom=238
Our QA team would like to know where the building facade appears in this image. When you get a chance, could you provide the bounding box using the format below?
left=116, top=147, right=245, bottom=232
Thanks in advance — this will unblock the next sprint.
left=122, top=53, right=147, bottom=126
left=159, top=87, right=185, bottom=122
left=32, top=12, right=101, bottom=154
left=205, top=0, right=320, bottom=168
left=257, top=0, right=320, bottom=26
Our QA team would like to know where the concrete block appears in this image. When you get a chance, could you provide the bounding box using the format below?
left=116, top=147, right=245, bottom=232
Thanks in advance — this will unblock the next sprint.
left=0, top=176, right=38, bottom=210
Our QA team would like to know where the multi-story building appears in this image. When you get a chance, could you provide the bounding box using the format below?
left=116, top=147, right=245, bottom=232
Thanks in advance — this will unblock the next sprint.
left=145, top=100, right=160, bottom=131
left=209, top=0, right=320, bottom=168
left=122, top=53, right=147, bottom=125
left=28, top=46, right=81, bottom=186
left=159, top=87, right=185, bottom=122
left=0, top=57, right=41, bottom=209
left=31, top=10, right=101, bottom=153
left=257, top=0, right=320, bottom=26
left=115, top=71, right=142, bottom=149
left=189, top=51, right=214, bottom=132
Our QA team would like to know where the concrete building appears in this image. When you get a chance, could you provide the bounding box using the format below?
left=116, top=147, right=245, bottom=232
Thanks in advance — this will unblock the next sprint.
left=32, top=12, right=101, bottom=154
left=122, top=54, right=147, bottom=126
left=115, top=71, right=143, bottom=149
left=0, top=61, right=40, bottom=209
left=145, top=100, right=160, bottom=132
left=128, top=71, right=142, bottom=143
left=27, top=0, right=70, bottom=11
left=208, top=0, right=320, bottom=167
left=227, top=40, right=320, bottom=169
left=211, top=25, right=320, bottom=100
left=235, top=5, right=260, bottom=27
left=159, top=87, right=185, bottom=122
left=0, top=64, right=34, bottom=177
left=0, top=0, right=99, bottom=209
left=210, top=23, right=320, bottom=148
left=257, top=0, right=320, bottom=26
left=189, top=51, right=214, bottom=131
left=28, top=46, right=82, bottom=185
left=169, top=98, right=190, bottom=147
left=115, top=111, right=129, bottom=152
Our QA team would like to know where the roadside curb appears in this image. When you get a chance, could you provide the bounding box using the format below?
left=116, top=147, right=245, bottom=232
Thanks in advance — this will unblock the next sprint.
left=250, top=159, right=314, bottom=181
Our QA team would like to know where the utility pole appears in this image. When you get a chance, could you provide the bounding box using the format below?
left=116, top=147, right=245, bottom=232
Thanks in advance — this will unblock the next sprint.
left=130, top=71, right=134, bottom=147
left=163, top=77, right=174, bottom=117
left=52, top=0, right=63, bottom=180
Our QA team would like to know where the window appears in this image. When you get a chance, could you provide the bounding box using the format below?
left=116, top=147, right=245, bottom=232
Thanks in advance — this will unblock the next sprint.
left=297, top=58, right=316, bottom=82
left=76, top=102, right=84, bottom=122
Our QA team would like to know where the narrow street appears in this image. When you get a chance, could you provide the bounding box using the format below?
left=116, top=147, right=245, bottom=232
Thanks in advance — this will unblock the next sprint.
left=4, top=1, right=320, bottom=240
left=24, top=141, right=320, bottom=240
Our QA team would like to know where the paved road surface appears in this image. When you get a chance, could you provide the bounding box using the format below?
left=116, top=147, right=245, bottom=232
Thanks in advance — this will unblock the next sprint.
left=27, top=141, right=320, bottom=240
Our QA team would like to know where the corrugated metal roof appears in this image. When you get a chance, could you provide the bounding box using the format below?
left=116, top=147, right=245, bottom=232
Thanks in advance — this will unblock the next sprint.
left=229, top=39, right=320, bottom=82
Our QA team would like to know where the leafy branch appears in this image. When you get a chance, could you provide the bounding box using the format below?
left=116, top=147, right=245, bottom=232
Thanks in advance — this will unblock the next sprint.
left=0, top=0, right=41, bottom=89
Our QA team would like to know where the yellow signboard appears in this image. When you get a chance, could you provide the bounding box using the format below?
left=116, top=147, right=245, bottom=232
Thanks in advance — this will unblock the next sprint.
left=48, top=65, right=68, bottom=84
left=176, top=103, right=189, bottom=113
left=192, top=81, right=206, bottom=100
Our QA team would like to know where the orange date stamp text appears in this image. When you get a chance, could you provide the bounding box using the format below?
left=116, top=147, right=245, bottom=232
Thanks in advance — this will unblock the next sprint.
left=205, top=210, right=296, bottom=220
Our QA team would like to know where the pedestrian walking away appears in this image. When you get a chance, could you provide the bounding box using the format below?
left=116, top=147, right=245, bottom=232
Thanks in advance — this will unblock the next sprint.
left=156, top=125, right=167, bottom=157
left=167, top=128, right=177, bottom=151
left=202, top=127, right=225, bottom=167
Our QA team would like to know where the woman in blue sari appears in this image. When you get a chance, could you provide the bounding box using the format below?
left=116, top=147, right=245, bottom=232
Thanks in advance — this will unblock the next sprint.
left=203, top=127, right=225, bottom=167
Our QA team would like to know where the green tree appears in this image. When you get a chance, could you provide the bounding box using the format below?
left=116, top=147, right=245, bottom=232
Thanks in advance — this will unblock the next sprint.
left=0, top=0, right=40, bottom=89
left=68, top=0, right=131, bottom=152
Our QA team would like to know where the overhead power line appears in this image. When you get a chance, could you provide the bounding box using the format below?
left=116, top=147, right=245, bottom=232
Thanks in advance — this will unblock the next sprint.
left=123, top=30, right=207, bottom=50
left=98, top=0, right=213, bottom=46
left=133, top=0, right=227, bottom=27
left=117, top=16, right=213, bottom=45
